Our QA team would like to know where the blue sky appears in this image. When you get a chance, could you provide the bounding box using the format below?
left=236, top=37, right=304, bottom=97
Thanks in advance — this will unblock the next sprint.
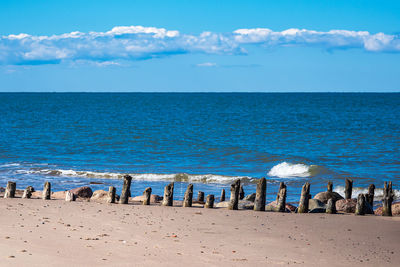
left=0, top=0, right=399, bottom=92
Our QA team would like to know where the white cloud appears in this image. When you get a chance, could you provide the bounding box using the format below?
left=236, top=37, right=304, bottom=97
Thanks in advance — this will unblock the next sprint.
left=196, top=62, right=217, bottom=67
left=0, top=26, right=399, bottom=65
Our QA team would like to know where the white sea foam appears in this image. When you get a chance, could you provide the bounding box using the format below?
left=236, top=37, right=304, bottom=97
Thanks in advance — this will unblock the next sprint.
left=0, top=163, right=21, bottom=167
left=334, top=186, right=400, bottom=200
left=15, top=168, right=252, bottom=184
left=267, top=162, right=317, bottom=178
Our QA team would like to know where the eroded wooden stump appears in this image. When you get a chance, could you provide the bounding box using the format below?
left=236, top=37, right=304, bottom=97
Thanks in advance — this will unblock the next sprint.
left=239, top=184, right=245, bottom=200
left=183, top=184, right=193, bottom=207
left=4, top=181, right=16, bottom=198
left=326, top=198, right=337, bottom=214
left=162, top=182, right=174, bottom=206
left=345, top=178, right=353, bottom=199
left=277, top=183, right=287, bottom=212
left=197, top=191, right=204, bottom=202
left=228, top=179, right=240, bottom=210
left=22, top=186, right=34, bottom=199
left=382, top=181, right=394, bottom=216
left=220, top=189, right=225, bottom=202
left=254, top=178, right=266, bottom=211
left=65, top=191, right=76, bottom=202
left=276, top=182, right=285, bottom=202
left=143, top=187, right=152, bottom=205
left=327, top=181, right=333, bottom=193
left=119, top=175, right=132, bottom=204
left=205, top=194, right=215, bottom=208
left=366, top=184, right=375, bottom=207
left=107, top=186, right=116, bottom=204
left=298, top=182, right=310, bottom=213
left=355, top=193, right=366, bottom=215
left=42, top=182, right=51, bottom=200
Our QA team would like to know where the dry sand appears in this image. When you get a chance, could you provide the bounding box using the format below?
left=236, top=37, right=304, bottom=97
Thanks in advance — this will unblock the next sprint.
left=0, top=198, right=399, bottom=266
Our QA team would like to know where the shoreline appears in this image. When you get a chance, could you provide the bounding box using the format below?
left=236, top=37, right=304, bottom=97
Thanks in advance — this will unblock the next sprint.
left=1, top=197, right=399, bottom=266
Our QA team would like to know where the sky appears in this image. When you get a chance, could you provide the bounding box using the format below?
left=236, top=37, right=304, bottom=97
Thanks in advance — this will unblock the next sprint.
left=0, top=0, right=399, bottom=92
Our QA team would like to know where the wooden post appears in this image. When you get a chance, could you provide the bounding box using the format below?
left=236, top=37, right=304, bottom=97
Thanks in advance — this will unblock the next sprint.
left=326, top=198, right=336, bottom=214
left=254, top=178, right=266, bottom=211
left=143, top=187, right=152, bottom=205
left=276, top=182, right=285, bottom=202
left=345, top=178, right=353, bottom=199
left=327, top=181, right=333, bottom=193
left=22, top=186, right=34, bottom=199
left=107, top=186, right=116, bottom=203
left=197, top=191, right=204, bottom=202
left=162, top=182, right=174, bottom=206
left=4, top=181, right=16, bottom=198
left=298, top=182, right=310, bottom=213
left=220, top=189, right=225, bottom=202
left=382, top=181, right=394, bottom=216
left=183, top=184, right=193, bottom=207
left=205, top=194, right=215, bottom=208
left=239, top=184, right=245, bottom=200
left=228, top=179, right=240, bottom=210
left=277, top=183, right=287, bottom=212
left=119, top=175, right=132, bottom=204
left=65, top=191, right=76, bottom=202
left=355, top=193, right=366, bottom=215
left=42, top=182, right=51, bottom=200
left=366, top=184, right=375, bottom=207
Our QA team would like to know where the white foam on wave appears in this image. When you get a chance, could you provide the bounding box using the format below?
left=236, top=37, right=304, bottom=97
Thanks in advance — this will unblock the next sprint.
left=267, top=162, right=315, bottom=178
left=334, top=186, right=400, bottom=200
left=0, top=163, right=21, bottom=167
left=15, top=168, right=252, bottom=184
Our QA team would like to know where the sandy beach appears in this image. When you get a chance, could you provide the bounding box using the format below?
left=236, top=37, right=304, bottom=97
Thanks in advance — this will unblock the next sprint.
left=0, top=197, right=399, bottom=267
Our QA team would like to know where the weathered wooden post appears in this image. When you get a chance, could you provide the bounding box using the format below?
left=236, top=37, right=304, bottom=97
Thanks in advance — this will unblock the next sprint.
left=183, top=184, right=193, bottom=207
left=205, top=195, right=215, bottom=208
left=366, top=184, right=375, bottom=207
left=228, top=179, right=240, bottom=210
left=4, top=181, right=16, bottom=198
left=42, top=182, right=51, bottom=200
left=382, top=181, right=394, bottom=216
left=22, top=186, right=34, bottom=199
left=162, top=182, right=174, bottom=206
left=345, top=178, right=353, bottom=199
left=239, top=184, right=245, bottom=200
left=327, top=181, right=333, bottom=192
left=277, top=183, right=287, bottom=212
left=326, top=198, right=336, bottom=214
left=197, top=191, right=204, bottom=202
left=107, top=186, right=116, bottom=203
left=298, top=182, right=310, bottom=213
left=355, top=193, right=366, bottom=215
left=143, top=187, right=152, bottom=205
left=220, top=189, right=225, bottom=202
left=276, top=182, right=285, bottom=202
left=254, top=178, right=266, bottom=211
left=65, top=191, right=76, bottom=202
left=119, top=175, right=132, bottom=204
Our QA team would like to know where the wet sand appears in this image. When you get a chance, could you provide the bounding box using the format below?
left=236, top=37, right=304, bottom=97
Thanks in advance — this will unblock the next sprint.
left=0, top=198, right=399, bottom=266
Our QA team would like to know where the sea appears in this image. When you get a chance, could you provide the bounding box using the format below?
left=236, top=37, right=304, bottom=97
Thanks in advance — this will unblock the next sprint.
left=0, top=93, right=399, bottom=204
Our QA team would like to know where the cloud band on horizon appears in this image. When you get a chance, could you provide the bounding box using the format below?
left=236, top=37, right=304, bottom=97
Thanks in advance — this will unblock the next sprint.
left=1, top=26, right=399, bottom=65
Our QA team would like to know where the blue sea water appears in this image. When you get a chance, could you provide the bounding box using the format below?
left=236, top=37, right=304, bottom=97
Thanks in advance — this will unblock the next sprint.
left=0, top=93, right=399, bottom=203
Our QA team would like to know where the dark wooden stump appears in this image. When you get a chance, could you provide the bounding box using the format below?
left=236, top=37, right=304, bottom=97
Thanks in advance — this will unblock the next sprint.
left=345, top=178, right=353, bottom=199
left=254, top=178, right=266, bottom=211
left=277, top=183, right=287, bottom=212
left=239, top=184, right=245, bottom=200
left=382, top=181, right=394, bottom=216
left=183, top=184, right=193, bottom=207
left=22, top=186, right=34, bottom=199
left=197, top=191, right=204, bottom=202
left=366, top=184, right=375, bottom=207
left=42, top=182, right=51, bottom=200
left=298, top=182, right=310, bottom=213
left=220, top=189, right=225, bottom=202
left=119, top=175, right=132, bottom=204
left=107, top=186, right=116, bottom=203
left=355, top=193, right=366, bottom=215
left=4, top=181, right=16, bottom=198
left=162, top=182, right=174, bottom=206
left=228, top=179, right=240, bottom=210
left=205, top=195, right=215, bottom=208
left=327, top=181, right=333, bottom=193
left=143, top=187, right=152, bottom=205
left=326, top=198, right=336, bottom=214
left=276, top=182, right=285, bottom=202
left=65, top=191, right=76, bottom=202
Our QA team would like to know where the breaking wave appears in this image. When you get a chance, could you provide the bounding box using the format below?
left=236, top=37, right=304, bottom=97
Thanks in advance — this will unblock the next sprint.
left=15, top=168, right=254, bottom=184
left=334, top=186, right=400, bottom=201
left=267, top=162, right=320, bottom=178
